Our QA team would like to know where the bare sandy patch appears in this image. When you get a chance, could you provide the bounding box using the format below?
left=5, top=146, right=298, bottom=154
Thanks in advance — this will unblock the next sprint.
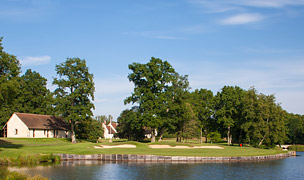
left=149, top=145, right=224, bottom=149
left=94, top=144, right=136, bottom=149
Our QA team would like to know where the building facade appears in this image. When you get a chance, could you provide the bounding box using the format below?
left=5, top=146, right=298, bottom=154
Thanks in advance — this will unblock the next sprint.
left=3, top=113, right=71, bottom=138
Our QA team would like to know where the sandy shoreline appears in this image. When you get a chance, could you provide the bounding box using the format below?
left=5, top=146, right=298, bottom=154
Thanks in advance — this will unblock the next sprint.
left=94, top=144, right=136, bottom=149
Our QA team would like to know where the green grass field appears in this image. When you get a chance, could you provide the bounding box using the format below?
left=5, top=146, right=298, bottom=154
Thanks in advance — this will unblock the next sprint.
left=0, top=138, right=285, bottom=159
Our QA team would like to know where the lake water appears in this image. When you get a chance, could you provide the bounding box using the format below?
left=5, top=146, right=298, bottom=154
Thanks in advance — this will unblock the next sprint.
left=8, top=152, right=304, bottom=180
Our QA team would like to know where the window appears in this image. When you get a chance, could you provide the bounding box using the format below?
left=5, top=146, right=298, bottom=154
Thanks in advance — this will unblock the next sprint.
left=15, top=129, right=18, bottom=135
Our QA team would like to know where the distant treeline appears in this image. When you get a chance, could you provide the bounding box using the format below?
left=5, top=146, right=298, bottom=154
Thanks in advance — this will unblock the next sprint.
left=117, top=57, right=304, bottom=148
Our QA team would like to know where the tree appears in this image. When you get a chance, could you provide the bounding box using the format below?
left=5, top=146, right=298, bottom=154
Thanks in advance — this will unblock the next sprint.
left=53, top=57, right=95, bottom=143
left=0, top=37, right=21, bottom=130
left=215, top=86, right=244, bottom=145
left=191, top=89, right=215, bottom=143
left=165, top=74, right=192, bottom=142
left=116, top=107, right=145, bottom=141
left=15, top=69, right=53, bottom=114
left=76, top=119, right=103, bottom=143
left=125, top=57, right=177, bottom=142
left=287, top=113, right=304, bottom=144
left=241, top=88, right=287, bottom=147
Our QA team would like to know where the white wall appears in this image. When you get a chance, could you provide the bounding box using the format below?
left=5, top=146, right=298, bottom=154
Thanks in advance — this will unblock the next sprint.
left=7, top=114, right=29, bottom=138
left=6, top=113, right=71, bottom=138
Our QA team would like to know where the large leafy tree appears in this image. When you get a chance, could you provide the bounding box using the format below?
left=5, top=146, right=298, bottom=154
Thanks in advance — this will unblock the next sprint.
left=191, top=89, right=215, bottom=143
left=116, top=107, right=145, bottom=141
left=215, top=86, right=244, bottom=145
left=125, top=57, right=177, bottom=142
left=53, top=57, right=95, bottom=143
left=0, top=37, right=21, bottom=130
left=286, top=113, right=304, bottom=144
left=16, top=69, right=53, bottom=114
left=165, top=74, right=192, bottom=142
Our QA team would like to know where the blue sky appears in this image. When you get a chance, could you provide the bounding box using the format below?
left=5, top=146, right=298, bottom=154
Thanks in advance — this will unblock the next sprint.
left=1, top=0, right=304, bottom=120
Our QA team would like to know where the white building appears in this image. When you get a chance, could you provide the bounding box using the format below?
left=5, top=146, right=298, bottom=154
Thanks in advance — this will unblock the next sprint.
left=102, top=122, right=118, bottom=139
left=3, top=112, right=71, bottom=138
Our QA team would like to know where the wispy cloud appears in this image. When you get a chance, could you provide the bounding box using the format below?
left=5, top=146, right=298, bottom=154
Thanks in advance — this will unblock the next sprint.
left=20, top=56, right=51, bottom=66
left=189, top=0, right=304, bottom=11
left=188, top=0, right=304, bottom=26
left=219, top=13, right=265, bottom=25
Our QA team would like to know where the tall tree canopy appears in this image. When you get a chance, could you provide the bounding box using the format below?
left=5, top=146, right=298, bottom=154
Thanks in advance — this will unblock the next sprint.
left=0, top=37, right=21, bottom=129
left=191, top=89, right=215, bottom=143
left=215, top=86, right=245, bottom=145
left=16, top=69, right=53, bottom=114
left=125, top=57, right=178, bottom=142
left=53, top=57, right=95, bottom=143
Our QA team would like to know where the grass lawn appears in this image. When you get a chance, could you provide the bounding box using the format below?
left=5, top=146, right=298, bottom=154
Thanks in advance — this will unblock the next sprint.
left=0, top=138, right=286, bottom=159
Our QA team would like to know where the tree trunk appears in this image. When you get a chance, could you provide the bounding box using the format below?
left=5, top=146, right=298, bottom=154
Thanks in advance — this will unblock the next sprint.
left=158, top=128, right=164, bottom=141
left=151, top=128, right=156, bottom=142
left=227, top=126, right=231, bottom=146
left=259, top=134, right=266, bottom=146
left=71, top=122, right=76, bottom=143
left=204, top=128, right=208, bottom=143
left=200, top=128, right=203, bottom=144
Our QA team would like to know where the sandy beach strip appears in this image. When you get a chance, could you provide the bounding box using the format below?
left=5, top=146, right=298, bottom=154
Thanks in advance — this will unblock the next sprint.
left=94, top=144, right=137, bottom=149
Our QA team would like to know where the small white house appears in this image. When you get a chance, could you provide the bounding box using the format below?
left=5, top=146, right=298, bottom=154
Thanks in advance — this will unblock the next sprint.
left=102, top=122, right=118, bottom=139
left=3, top=112, right=71, bottom=138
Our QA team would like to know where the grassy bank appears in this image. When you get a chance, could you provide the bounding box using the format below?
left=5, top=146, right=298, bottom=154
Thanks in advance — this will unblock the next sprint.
left=0, top=138, right=286, bottom=162
left=0, top=168, right=48, bottom=180
left=288, top=145, right=304, bottom=151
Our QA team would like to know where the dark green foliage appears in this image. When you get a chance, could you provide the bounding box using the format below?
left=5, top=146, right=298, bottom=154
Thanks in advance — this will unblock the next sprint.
left=0, top=37, right=21, bottom=130
left=241, top=88, right=287, bottom=147
left=208, top=131, right=221, bottom=142
left=215, top=86, right=245, bottom=145
left=286, top=114, right=304, bottom=144
left=288, top=145, right=304, bottom=151
left=125, top=57, right=179, bottom=142
left=191, top=89, right=216, bottom=143
left=0, top=38, right=54, bottom=134
left=76, top=120, right=104, bottom=142
left=116, top=107, right=145, bottom=141
left=15, top=69, right=54, bottom=114
left=53, top=57, right=95, bottom=143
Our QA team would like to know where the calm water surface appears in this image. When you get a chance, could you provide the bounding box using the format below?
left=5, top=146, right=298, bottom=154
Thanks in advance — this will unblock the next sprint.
left=9, top=152, right=304, bottom=180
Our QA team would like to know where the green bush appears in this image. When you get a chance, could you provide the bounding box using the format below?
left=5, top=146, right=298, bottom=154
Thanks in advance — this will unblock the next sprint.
left=288, top=145, right=304, bottom=151
left=0, top=154, right=60, bottom=165
left=208, top=132, right=221, bottom=142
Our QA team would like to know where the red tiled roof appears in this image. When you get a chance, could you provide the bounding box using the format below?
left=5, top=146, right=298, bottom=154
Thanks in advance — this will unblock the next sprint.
left=15, top=113, right=70, bottom=130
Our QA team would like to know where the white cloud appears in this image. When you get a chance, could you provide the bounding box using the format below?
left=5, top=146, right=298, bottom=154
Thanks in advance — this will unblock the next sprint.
left=239, top=0, right=304, bottom=8
left=219, top=13, right=265, bottom=25
left=20, top=55, right=51, bottom=66
left=189, top=0, right=304, bottom=11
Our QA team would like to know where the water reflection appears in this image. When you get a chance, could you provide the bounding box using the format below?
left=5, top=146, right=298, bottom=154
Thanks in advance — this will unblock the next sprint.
left=8, top=152, right=304, bottom=180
